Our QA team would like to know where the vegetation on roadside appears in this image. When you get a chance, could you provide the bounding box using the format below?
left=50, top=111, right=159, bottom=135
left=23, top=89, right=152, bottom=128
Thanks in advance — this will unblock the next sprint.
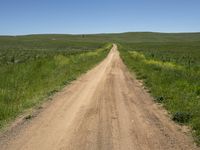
left=118, top=42, right=200, bottom=144
left=1, top=32, right=200, bottom=145
left=0, top=36, right=111, bottom=128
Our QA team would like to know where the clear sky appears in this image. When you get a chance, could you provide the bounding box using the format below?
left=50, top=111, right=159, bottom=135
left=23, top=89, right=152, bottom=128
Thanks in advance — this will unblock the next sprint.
left=0, top=0, right=200, bottom=35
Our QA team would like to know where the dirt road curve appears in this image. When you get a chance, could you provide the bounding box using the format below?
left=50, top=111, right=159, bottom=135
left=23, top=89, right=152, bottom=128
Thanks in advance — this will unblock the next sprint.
left=0, top=44, right=198, bottom=150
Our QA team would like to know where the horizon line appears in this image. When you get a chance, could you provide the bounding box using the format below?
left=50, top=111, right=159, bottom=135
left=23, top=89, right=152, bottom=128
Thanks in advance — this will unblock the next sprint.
left=1, top=31, right=200, bottom=36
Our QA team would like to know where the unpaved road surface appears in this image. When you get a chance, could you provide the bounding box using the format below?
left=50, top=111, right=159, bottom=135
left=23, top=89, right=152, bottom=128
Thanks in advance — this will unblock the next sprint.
left=0, top=45, right=198, bottom=150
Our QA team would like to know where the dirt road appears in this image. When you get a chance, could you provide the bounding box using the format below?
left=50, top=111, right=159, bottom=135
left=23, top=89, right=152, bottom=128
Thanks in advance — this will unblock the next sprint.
left=0, top=44, right=198, bottom=150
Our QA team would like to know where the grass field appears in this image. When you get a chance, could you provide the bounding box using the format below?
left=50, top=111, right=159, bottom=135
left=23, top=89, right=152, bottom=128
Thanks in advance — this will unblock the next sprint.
left=119, top=41, right=200, bottom=144
left=0, top=36, right=111, bottom=128
left=1, top=32, right=200, bottom=144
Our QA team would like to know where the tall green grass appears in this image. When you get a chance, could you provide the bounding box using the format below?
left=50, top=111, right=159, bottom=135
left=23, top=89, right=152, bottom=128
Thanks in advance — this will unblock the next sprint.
left=119, top=42, right=200, bottom=144
left=1, top=32, right=200, bottom=142
left=0, top=42, right=111, bottom=128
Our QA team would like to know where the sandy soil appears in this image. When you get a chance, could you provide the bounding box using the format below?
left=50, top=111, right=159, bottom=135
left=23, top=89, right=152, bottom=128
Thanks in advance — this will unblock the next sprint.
left=0, top=44, right=198, bottom=150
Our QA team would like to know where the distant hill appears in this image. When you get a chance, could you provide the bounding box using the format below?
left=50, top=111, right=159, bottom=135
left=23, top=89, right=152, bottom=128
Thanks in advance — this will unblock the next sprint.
left=1, top=32, right=200, bottom=43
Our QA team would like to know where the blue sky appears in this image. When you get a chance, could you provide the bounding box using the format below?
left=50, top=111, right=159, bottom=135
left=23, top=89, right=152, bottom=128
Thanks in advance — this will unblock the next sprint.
left=0, top=0, right=200, bottom=35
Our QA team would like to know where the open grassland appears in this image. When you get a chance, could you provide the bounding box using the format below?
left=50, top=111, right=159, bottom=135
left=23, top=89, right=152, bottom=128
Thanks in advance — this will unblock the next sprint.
left=2, top=32, right=200, bottom=44
left=119, top=41, right=200, bottom=144
left=0, top=36, right=111, bottom=128
left=1, top=32, right=200, bottom=144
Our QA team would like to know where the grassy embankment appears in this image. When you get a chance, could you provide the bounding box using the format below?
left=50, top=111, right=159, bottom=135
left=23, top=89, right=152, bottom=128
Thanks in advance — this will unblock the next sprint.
left=119, top=41, right=200, bottom=144
left=0, top=35, right=111, bottom=128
